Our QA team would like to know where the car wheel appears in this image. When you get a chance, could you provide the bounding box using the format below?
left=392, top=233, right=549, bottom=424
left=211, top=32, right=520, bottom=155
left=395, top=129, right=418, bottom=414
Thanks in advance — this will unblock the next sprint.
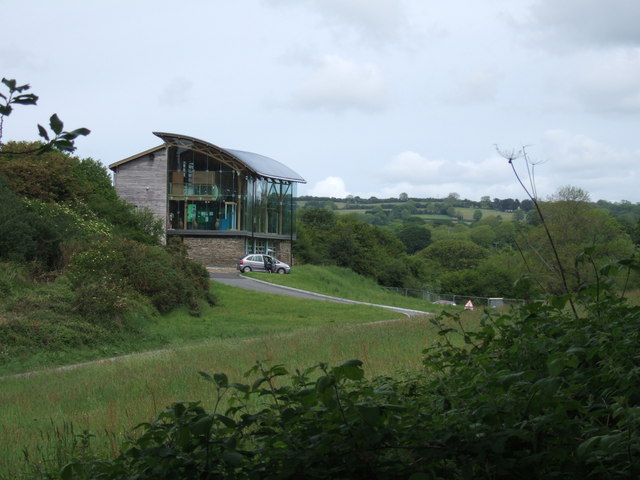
left=242, top=266, right=252, bottom=273
left=277, top=268, right=286, bottom=274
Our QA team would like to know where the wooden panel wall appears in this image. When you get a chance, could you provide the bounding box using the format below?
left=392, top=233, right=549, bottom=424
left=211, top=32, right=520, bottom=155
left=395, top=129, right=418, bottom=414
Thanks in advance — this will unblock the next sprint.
left=113, top=150, right=168, bottom=227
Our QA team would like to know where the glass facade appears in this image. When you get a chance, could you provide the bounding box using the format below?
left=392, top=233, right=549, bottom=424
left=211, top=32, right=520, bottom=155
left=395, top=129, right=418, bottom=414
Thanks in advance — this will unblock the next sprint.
left=167, top=147, right=297, bottom=236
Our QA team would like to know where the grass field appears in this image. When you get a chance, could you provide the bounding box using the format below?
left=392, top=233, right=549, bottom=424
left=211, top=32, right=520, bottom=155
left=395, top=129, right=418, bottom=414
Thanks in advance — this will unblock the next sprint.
left=0, top=271, right=474, bottom=478
left=455, top=206, right=514, bottom=221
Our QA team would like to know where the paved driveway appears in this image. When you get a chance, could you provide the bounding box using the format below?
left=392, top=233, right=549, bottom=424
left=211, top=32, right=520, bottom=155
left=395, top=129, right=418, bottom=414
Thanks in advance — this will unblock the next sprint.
left=210, top=272, right=430, bottom=317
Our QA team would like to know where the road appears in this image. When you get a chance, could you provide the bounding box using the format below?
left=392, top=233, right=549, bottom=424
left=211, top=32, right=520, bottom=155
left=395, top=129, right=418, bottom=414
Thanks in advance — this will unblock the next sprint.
left=210, top=272, right=430, bottom=317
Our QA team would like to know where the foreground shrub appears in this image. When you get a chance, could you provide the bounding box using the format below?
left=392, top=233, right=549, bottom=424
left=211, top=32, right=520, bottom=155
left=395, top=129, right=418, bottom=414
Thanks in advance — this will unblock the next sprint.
left=41, top=258, right=640, bottom=479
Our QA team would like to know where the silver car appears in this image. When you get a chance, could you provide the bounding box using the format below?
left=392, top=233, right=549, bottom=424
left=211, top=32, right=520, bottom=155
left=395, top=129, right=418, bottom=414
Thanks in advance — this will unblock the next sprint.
left=236, top=254, right=291, bottom=274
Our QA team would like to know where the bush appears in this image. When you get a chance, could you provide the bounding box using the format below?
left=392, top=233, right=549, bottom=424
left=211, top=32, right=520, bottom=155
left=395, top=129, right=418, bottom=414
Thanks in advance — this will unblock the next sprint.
left=65, top=238, right=212, bottom=318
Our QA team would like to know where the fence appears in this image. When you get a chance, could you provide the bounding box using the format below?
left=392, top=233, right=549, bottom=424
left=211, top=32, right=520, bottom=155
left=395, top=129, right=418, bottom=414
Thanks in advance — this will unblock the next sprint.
left=381, top=287, right=524, bottom=308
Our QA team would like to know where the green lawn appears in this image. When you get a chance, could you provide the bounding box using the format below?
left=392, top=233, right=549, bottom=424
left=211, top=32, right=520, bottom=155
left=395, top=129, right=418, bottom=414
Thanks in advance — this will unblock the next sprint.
left=244, top=264, right=444, bottom=311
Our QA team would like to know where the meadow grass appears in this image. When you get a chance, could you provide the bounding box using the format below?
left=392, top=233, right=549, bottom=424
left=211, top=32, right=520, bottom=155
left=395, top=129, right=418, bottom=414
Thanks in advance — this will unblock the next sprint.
left=0, top=282, right=404, bottom=376
left=0, top=277, right=461, bottom=478
left=0, top=270, right=479, bottom=478
left=0, top=310, right=476, bottom=478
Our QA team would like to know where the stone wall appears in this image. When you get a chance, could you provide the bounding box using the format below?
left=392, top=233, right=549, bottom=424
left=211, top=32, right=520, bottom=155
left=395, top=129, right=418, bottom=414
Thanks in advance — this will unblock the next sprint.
left=276, top=241, right=292, bottom=264
left=181, top=236, right=293, bottom=268
left=183, top=236, right=245, bottom=267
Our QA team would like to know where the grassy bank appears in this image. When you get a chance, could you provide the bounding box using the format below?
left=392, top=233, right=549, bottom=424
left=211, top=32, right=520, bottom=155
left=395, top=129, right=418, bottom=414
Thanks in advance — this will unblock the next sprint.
left=0, top=280, right=404, bottom=376
left=0, top=278, right=459, bottom=478
left=245, top=264, right=449, bottom=311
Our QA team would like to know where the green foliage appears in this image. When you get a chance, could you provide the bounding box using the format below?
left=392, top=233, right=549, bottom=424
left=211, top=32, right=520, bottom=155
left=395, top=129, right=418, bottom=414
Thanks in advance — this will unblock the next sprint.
left=65, top=238, right=212, bottom=317
left=519, top=198, right=635, bottom=294
left=418, top=239, right=489, bottom=270
left=296, top=209, right=415, bottom=287
left=33, top=258, right=640, bottom=479
left=0, top=276, right=141, bottom=365
left=0, top=78, right=89, bottom=154
left=0, top=141, right=83, bottom=205
left=0, top=142, right=162, bottom=247
left=397, top=224, right=431, bottom=254
left=0, top=174, right=39, bottom=262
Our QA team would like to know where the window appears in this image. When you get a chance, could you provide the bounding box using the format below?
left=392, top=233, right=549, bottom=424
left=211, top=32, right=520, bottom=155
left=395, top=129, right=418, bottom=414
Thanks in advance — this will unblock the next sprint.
left=167, top=147, right=241, bottom=231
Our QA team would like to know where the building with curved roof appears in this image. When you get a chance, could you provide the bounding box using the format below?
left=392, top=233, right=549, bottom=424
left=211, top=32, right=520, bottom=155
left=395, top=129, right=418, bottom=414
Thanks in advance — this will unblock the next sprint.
left=109, top=133, right=305, bottom=267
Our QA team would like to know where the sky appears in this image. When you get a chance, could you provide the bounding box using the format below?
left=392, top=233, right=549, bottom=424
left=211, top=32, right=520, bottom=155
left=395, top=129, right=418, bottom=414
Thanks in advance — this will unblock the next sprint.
left=2, top=0, right=640, bottom=202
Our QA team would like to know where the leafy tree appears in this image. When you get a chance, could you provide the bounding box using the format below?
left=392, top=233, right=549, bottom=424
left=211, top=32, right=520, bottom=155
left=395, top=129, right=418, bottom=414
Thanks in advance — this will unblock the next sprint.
left=519, top=197, right=633, bottom=293
left=0, top=141, right=91, bottom=202
left=418, top=239, right=489, bottom=270
left=468, top=225, right=496, bottom=248
left=398, top=192, right=408, bottom=201
left=520, top=198, right=534, bottom=211
left=473, top=209, right=483, bottom=221
left=295, top=207, right=342, bottom=263
left=513, top=208, right=525, bottom=221
left=0, top=142, right=162, bottom=246
left=0, top=174, right=38, bottom=262
left=550, top=185, right=590, bottom=202
left=396, top=224, right=431, bottom=254
left=0, top=77, right=89, bottom=154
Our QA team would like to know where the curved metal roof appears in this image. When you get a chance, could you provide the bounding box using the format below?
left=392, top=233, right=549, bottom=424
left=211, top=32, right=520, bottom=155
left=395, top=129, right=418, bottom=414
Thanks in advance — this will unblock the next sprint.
left=153, top=132, right=306, bottom=183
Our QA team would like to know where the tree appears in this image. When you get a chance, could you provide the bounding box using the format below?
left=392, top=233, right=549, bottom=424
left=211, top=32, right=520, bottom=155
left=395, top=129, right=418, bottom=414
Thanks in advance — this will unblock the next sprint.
left=397, top=224, right=431, bottom=254
left=473, top=209, right=483, bottom=221
left=446, top=192, right=460, bottom=202
left=468, top=225, right=496, bottom=249
left=513, top=208, right=525, bottom=221
left=418, top=239, right=489, bottom=270
left=399, top=192, right=409, bottom=201
left=549, top=185, right=590, bottom=203
left=497, top=171, right=635, bottom=295
left=520, top=199, right=534, bottom=212
left=0, top=78, right=89, bottom=154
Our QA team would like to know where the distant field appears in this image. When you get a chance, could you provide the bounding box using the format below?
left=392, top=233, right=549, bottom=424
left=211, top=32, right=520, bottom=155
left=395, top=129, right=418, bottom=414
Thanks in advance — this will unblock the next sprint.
left=455, top=206, right=514, bottom=221
left=296, top=199, right=516, bottom=223
left=415, top=214, right=452, bottom=221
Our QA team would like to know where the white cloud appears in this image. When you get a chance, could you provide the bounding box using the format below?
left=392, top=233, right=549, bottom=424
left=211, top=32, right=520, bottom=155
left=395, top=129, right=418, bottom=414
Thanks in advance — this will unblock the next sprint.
left=290, top=54, right=388, bottom=112
left=382, top=151, right=444, bottom=182
left=311, top=0, right=407, bottom=42
left=442, top=69, right=500, bottom=105
left=525, top=0, right=640, bottom=48
left=374, top=150, right=519, bottom=200
left=542, top=129, right=636, bottom=175
left=158, top=77, right=194, bottom=107
left=308, top=176, right=350, bottom=197
left=570, top=50, right=640, bottom=113
left=265, top=0, right=409, bottom=43
left=381, top=151, right=512, bottom=186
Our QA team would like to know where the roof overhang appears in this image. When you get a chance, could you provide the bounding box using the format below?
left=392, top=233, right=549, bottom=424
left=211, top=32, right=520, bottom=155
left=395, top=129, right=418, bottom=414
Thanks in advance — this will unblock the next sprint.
left=108, top=145, right=165, bottom=170
left=154, top=132, right=306, bottom=183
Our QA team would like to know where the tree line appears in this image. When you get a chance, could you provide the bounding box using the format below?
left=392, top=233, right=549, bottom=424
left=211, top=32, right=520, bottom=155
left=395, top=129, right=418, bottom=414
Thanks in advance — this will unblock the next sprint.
left=294, top=187, right=639, bottom=299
